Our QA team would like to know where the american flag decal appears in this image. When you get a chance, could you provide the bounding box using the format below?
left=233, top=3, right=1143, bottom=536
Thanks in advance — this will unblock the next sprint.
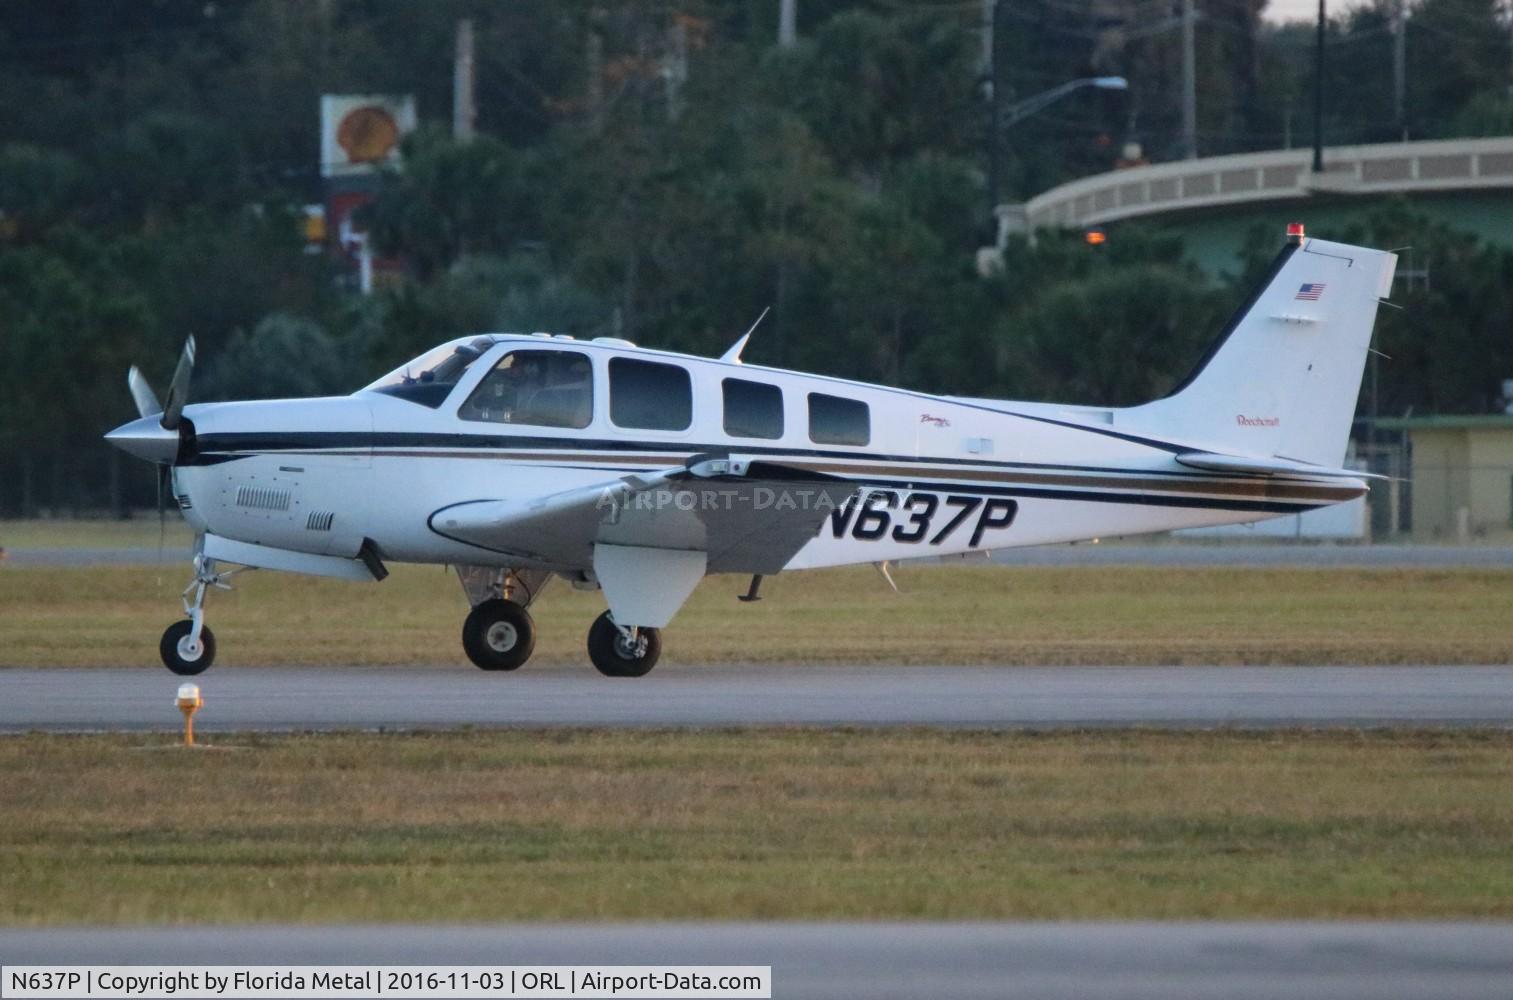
left=1295, top=282, right=1326, bottom=300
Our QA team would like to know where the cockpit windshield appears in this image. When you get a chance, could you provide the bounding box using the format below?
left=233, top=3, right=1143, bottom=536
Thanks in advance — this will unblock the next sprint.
left=362, top=336, right=500, bottom=407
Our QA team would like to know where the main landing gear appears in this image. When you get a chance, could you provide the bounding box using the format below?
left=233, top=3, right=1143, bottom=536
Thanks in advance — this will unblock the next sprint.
left=586, top=611, right=661, bottom=678
left=454, top=566, right=662, bottom=677
left=462, top=599, right=535, bottom=671
left=159, top=554, right=239, bottom=675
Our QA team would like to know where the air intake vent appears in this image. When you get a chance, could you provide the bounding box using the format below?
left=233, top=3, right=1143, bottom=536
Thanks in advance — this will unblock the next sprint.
left=235, top=486, right=291, bottom=512
left=175, top=495, right=193, bottom=510
left=306, top=510, right=335, bottom=532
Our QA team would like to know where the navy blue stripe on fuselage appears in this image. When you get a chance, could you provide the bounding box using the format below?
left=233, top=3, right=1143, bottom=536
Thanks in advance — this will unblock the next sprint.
left=191, top=431, right=1223, bottom=480
left=839, top=476, right=1322, bottom=515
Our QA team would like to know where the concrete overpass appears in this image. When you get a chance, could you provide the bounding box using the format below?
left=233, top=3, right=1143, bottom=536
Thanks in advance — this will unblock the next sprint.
left=997, top=136, right=1513, bottom=271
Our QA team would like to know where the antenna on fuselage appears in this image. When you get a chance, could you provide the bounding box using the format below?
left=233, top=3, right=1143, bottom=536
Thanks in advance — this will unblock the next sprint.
left=719, top=306, right=770, bottom=364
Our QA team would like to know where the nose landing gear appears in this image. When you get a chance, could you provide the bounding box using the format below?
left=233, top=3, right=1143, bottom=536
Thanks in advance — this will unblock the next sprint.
left=160, top=554, right=240, bottom=675
left=160, top=619, right=215, bottom=676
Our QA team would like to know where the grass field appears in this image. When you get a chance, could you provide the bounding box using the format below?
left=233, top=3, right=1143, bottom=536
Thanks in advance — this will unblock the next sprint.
left=0, top=518, right=194, bottom=550
left=2, top=729, right=1511, bottom=925
left=1, top=562, right=1511, bottom=667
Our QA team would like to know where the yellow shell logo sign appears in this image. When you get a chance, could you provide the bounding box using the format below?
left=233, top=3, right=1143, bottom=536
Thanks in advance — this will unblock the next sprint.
left=336, top=105, right=400, bottom=164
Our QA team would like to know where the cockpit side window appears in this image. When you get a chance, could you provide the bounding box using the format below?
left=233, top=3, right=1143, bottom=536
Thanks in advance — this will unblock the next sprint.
left=459, top=350, right=594, bottom=429
left=368, top=336, right=496, bottom=408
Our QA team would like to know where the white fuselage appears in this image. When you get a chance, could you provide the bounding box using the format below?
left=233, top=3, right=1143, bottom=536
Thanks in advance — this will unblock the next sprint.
left=171, top=334, right=1364, bottom=574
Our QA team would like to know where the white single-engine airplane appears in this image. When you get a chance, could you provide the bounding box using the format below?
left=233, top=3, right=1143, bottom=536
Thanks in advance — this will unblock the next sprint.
left=107, top=225, right=1394, bottom=677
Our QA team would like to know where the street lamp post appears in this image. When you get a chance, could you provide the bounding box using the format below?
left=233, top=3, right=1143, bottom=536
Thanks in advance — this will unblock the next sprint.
left=986, top=74, right=1129, bottom=225
left=1313, top=0, right=1326, bottom=173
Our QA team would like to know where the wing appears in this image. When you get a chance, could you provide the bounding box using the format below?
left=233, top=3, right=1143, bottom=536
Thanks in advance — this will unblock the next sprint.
left=429, top=455, right=859, bottom=574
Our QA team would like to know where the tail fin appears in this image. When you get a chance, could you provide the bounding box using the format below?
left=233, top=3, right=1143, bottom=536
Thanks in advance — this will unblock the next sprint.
left=1123, top=234, right=1397, bottom=467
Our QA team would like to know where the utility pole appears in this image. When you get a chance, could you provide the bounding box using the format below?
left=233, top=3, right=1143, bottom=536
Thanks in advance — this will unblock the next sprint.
left=1181, top=0, right=1197, bottom=159
left=586, top=21, right=604, bottom=125
left=987, top=0, right=1006, bottom=226
left=452, top=18, right=475, bottom=141
left=1392, top=0, right=1406, bottom=139
left=980, top=0, right=996, bottom=81
left=664, top=17, right=688, bottom=121
left=778, top=0, right=797, bottom=48
left=1312, top=0, right=1325, bottom=173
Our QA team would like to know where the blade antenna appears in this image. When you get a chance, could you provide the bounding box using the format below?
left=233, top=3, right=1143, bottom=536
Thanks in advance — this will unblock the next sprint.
left=719, top=307, right=770, bottom=364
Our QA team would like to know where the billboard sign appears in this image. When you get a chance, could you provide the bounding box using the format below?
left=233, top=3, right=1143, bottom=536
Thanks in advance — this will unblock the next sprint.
left=320, top=94, right=417, bottom=178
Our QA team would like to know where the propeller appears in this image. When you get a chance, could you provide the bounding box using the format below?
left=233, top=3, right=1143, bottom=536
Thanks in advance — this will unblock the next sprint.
left=127, top=365, right=162, bottom=421
left=160, top=335, right=196, bottom=431
left=106, top=336, right=197, bottom=465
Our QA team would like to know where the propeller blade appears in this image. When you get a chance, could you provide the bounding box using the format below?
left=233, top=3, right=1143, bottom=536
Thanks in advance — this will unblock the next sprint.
left=127, top=366, right=162, bottom=420
left=160, top=335, right=196, bottom=430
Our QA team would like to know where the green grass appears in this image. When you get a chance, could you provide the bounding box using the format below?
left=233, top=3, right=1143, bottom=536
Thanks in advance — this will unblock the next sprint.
left=2, top=729, right=1512, bottom=924
left=1, top=563, right=1511, bottom=667
left=0, top=517, right=193, bottom=550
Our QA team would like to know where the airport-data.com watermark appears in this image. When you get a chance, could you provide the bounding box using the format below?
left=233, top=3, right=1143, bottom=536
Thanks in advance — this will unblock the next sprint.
left=596, top=486, right=847, bottom=515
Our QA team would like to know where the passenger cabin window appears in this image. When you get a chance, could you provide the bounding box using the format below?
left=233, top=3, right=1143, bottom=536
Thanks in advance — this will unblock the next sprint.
left=722, top=378, right=783, bottom=439
left=609, top=358, right=692, bottom=431
left=459, top=350, right=593, bottom=429
left=808, top=392, right=870, bottom=446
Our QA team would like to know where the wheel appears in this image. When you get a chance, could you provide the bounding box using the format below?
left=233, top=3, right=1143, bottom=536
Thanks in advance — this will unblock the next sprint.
left=462, top=599, right=536, bottom=671
left=587, top=610, right=661, bottom=678
left=160, top=619, right=215, bottom=675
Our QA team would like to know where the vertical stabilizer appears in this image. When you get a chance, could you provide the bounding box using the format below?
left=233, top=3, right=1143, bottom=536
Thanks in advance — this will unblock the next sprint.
left=1123, top=234, right=1397, bottom=467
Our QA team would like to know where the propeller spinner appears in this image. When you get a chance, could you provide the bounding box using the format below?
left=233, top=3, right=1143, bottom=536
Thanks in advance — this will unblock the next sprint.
left=106, top=336, right=197, bottom=465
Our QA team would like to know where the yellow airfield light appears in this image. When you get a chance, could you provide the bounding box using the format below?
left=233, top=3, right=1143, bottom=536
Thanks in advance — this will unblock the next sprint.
left=176, top=683, right=202, bottom=746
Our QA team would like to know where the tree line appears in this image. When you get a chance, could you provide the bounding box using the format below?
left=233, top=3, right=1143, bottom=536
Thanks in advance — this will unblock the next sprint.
left=1, top=0, right=1511, bottom=514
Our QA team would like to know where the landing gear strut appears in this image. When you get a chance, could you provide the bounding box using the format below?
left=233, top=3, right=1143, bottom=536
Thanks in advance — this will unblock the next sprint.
left=160, top=554, right=238, bottom=675
left=587, top=610, right=661, bottom=678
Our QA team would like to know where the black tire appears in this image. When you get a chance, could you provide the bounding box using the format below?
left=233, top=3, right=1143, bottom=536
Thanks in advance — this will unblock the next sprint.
left=462, top=599, right=536, bottom=671
left=587, top=611, right=661, bottom=678
left=160, top=619, right=215, bottom=675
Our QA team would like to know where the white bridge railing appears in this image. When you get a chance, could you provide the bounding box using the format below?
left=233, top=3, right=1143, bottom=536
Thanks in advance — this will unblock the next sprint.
left=1007, top=136, right=1513, bottom=234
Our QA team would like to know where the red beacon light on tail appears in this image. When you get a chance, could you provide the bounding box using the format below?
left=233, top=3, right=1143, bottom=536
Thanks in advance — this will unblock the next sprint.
left=1286, top=222, right=1305, bottom=245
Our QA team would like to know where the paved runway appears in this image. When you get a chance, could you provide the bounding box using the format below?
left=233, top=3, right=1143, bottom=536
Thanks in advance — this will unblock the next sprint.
left=3, top=923, right=1511, bottom=999
left=7, top=543, right=1513, bottom=568
left=3, top=664, right=1512, bottom=731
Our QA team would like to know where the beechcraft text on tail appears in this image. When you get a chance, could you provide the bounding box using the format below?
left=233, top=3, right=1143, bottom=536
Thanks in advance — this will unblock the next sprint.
left=106, top=224, right=1395, bottom=678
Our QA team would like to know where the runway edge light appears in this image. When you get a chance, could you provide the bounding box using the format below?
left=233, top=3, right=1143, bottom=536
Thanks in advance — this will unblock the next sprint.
left=176, top=683, right=202, bottom=746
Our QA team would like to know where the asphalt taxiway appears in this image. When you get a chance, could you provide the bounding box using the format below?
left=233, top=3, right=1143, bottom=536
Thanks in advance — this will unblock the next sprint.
left=7, top=542, right=1513, bottom=568
left=2, top=923, right=1511, bottom=999
left=2, top=664, right=1512, bottom=731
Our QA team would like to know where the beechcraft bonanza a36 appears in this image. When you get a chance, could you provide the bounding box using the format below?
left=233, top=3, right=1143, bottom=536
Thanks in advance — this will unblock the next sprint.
left=107, top=225, right=1394, bottom=677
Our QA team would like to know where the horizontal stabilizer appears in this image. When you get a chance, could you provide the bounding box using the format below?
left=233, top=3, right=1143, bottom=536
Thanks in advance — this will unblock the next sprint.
left=1176, top=451, right=1384, bottom=480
